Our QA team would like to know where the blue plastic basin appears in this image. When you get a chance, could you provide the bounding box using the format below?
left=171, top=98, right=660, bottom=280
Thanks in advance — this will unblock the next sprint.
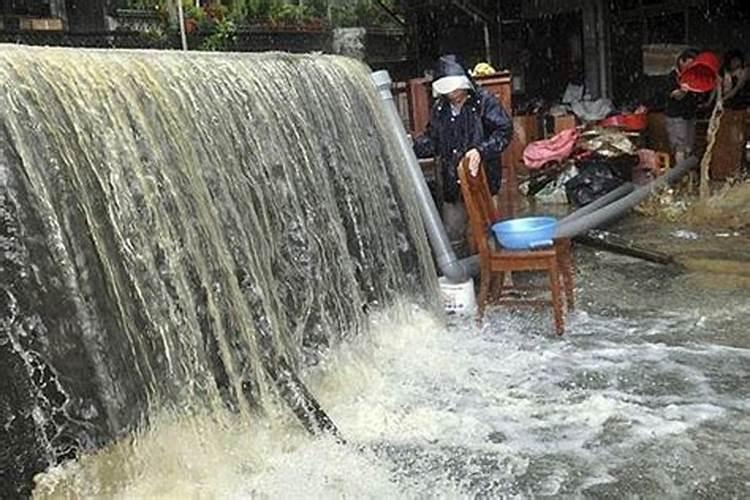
left=491, top=216, right=558, bottom=250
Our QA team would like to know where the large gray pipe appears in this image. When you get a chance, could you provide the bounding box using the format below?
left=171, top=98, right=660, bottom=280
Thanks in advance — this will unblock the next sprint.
left=555, top=155, right=698, bottom=238
left=558, top=182, right=634, bottom=225
left=372, top=70, right=476, bottom=282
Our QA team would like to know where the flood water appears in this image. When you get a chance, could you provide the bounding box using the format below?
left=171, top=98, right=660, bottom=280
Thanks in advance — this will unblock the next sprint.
left=34, top=222, right=750, bottom=498
left=1, top=46, right=437, bottom=497
left=3, top=44, right=747, bottom=499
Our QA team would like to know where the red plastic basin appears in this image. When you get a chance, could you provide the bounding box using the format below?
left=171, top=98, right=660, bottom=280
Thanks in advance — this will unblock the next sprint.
left=679, top=51, right=720, bottom=93
left=599, top=113, right=648, bottom=131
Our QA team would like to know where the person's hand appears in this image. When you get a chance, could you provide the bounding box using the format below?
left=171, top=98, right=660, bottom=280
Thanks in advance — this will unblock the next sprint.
left=671, top=88, right=687, bottom=100
left=464, top=148, right=481, bottom=177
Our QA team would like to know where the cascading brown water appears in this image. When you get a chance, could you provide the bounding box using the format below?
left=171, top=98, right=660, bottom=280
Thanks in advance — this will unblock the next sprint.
left=3, top=46, right=749, bottom=500
left=0, top=45, right=438, bottom=497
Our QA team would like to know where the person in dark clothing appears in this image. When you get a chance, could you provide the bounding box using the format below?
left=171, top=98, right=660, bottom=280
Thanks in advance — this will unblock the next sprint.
left=665, top=48, right=702, bottom=163
left=722, top=49, right=749, bottom=110
left=413, top=54, right=513, bottom=256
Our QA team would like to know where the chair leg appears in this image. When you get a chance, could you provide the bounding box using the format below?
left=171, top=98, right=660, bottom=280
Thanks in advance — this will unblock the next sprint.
left=559, top=241, right=575, bottom=311
left=503, top=271, right=514, bottom=288
left=548, top=259, right=565, bottom=336
left=477, top=269, right=491, bottom=321
left=490, top=272, right=504, bottom=301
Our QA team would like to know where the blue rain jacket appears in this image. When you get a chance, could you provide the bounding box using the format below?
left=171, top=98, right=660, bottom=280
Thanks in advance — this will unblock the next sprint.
left=414, top=87, right=513, bottom=203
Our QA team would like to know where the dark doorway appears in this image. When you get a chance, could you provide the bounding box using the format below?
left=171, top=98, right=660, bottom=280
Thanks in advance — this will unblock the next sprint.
left=65, top=0, right=106, bottom=32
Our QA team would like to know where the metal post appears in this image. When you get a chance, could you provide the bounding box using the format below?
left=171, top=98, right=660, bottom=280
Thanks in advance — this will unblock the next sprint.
left=597, top=0, right=609, bottom=98
left=483, top=22, right=492, bottom=64
left=177, top=0, right=188, bottom=51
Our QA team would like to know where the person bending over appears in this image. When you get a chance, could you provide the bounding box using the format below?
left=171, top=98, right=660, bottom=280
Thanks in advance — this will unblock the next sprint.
left=665, top=48, right=704, bottom=164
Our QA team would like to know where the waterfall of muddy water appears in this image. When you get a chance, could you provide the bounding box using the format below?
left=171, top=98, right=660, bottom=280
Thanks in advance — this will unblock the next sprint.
left=0, top=45, right=439, bottom=497
left=30, top=266, right=750, bottom=499
left=4, top=46, right=749, bottom=500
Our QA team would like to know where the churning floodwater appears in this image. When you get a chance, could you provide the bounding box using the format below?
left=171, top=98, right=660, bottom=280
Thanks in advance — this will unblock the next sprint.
left=33, top=246, right=750, bottom=498
left=2, top=45, right=748, bottom=499
left=0, top=45, right=437, bottom=497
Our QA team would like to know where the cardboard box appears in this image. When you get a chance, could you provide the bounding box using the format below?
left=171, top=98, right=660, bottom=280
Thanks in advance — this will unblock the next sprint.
left=19, top=17, right=64, bottom=31
left=642, top=44, right=688, bottom=76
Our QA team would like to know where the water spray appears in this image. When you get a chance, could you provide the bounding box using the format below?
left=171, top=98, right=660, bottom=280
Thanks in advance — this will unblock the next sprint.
left=262, top=357, right=344, bottom=443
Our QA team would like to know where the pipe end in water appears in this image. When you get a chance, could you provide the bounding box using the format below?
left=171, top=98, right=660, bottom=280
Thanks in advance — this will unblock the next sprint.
left=371, top=70, right=393, bottom=92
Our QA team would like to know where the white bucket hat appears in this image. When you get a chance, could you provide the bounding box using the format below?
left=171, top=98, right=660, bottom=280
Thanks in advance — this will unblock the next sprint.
left=432, top=75, right=472, bottom=95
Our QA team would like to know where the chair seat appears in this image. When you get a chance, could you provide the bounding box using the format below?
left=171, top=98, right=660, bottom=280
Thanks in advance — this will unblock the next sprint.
left=488, top=247, right=559, bottom=267
left=485, top=236, right=560, bottom=269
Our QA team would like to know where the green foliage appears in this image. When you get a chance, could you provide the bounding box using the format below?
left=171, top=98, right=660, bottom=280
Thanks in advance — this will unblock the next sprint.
left=226, top=0, right=400, bottom=27
left=122, top=0, right=164, bottom=10
left=230, top=0, right=314, bottom=26
left=200, top=19, right=237, bottom=50
left=121, top=0, right=401, bottom=29
left=270, top=2, right=312, bottom=25
left=305, top=0, right=329, bottom=18
left=227, top=0, right=278, bottom=23
left=329, top=0, right=398, bottom=28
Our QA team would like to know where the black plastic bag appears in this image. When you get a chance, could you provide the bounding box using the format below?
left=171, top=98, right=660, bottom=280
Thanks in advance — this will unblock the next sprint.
left=565, top=155, right=637, bottom=207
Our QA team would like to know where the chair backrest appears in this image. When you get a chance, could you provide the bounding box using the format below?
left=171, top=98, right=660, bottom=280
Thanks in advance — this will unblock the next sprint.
left=457, top=158, right=501, bottom=257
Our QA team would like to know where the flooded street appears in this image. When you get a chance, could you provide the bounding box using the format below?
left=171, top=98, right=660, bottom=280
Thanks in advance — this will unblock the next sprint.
left=311, top=221, right=750, bottom=498
left=34, top=216, right=750, bottom=499
left=2, top=0, right=749, bottom=496
left=3, top=3, right=748, bottom=497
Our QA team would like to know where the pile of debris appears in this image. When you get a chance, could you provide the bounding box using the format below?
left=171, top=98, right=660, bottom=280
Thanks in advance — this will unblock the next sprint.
left=633, top=185, right=690, bottom=221
left=518, top=104, right=662, bottom=208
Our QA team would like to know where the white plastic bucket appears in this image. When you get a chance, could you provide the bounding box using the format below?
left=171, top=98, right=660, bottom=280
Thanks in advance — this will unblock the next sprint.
left=438, top=277, right=477, bottom=316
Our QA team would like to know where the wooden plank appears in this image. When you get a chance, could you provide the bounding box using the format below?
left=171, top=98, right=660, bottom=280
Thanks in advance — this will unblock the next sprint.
left=406, top=77, right=431, bottom=136
left=554, top=115, right=577, bottom=135
left=710, top=109, right=748, bottom=180
left=510, top=114, right=540, bottom=172
left=475, top=73, right=515, bottom=217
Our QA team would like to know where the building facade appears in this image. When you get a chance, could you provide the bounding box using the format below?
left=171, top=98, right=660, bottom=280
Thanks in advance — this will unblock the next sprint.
left=0, top=0, right=114, bottom=33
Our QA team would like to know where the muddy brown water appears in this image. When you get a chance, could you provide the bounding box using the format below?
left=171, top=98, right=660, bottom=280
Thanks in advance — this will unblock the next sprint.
left=32, top=214, right=750, bottom=498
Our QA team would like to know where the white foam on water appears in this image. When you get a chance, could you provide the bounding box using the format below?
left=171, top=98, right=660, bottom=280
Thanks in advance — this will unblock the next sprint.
left=33, top=301, right=750, bottom=498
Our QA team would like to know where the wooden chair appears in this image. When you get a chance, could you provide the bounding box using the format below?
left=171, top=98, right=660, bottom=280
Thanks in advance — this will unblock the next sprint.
left=457, top=158, right=575, bottom=335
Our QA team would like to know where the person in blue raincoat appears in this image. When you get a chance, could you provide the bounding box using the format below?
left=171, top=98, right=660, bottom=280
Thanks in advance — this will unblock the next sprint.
left=414, top=54, right=513, bottom=256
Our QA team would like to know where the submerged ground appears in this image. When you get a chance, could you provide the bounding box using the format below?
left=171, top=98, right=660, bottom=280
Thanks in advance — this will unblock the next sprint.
left=33, top=212, right=750, bottom=499
left=311, top=214, right=750, bottom=498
